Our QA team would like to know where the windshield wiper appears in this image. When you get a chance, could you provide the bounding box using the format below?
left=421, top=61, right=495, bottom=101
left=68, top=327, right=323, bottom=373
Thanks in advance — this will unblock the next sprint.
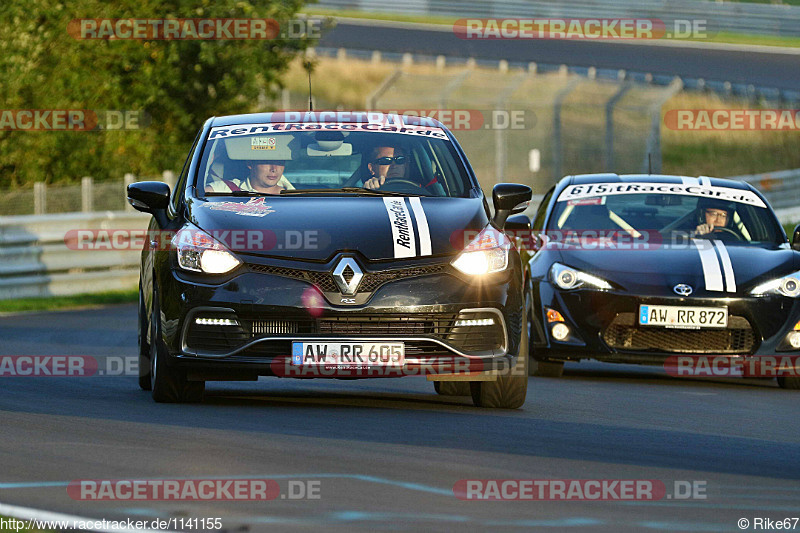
left=280, top=188, right=418, bottom=197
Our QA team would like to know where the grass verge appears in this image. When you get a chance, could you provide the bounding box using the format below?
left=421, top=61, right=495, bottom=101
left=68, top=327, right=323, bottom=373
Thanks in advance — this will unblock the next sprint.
left=0, top=289, right=138, bottom=314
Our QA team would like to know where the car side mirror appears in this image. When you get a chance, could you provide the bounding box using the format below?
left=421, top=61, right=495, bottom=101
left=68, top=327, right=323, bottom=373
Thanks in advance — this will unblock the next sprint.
left=792, top=224, right=800, bottom=251
left=492, top=183, right=532, bottom=228
left=504, top=214, right=531, bottom=232
left=127, top=181, right=171, bottom=227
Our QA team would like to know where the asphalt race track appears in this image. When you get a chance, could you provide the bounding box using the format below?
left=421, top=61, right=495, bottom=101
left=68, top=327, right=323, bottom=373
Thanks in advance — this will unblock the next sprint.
left=0, top=304, right=798, bottom=531
left=320, top=21, right=800, bottom=90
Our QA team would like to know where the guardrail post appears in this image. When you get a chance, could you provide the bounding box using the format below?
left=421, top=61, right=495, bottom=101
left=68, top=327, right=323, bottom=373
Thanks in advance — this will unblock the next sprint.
left=604, top=82, right=632, bottom=172
left=552, top=78, right=581, bottom=182
left=81, top=176, right=93, bottom=213
left=34, top=182, right=47, bottom=215
left=124, top=174, right=136, bottom=212
left=643, top=77, right=683, bottom=174
left=162, top=170, right=176, bottom=190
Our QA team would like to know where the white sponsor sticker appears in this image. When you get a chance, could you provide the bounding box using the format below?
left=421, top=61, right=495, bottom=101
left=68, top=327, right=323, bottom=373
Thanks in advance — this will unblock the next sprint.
left=383, top=197, right=417, bottom=258
left=409, top=197, right=432, bottom=256
left=558, top=182, right=766, bottom=208
left=208, top=123, right=450, bottom=140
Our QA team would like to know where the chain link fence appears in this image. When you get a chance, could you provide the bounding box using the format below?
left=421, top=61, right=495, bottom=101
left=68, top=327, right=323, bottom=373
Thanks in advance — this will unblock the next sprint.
left=363, top=64, right=682, bottom=194
left=0, top=172, right=175, bottom=216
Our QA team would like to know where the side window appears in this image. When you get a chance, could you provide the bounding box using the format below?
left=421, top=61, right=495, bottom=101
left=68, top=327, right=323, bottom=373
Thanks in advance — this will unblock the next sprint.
left=170, top=129, right=202, bottom=212
left=532, top=187, right=554, bottom=231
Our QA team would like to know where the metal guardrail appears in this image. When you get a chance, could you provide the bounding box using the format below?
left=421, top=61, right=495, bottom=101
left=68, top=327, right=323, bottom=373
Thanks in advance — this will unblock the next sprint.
left=315, top=0, right=800, bottom=37
left=0, top=211, right=149, bottom=300
left=729, top=168, right=800, bottom=223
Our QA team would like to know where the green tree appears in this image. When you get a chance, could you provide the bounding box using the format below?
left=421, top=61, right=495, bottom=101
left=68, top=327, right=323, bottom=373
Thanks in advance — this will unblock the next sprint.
left=0, top=0, right=313, bottom=188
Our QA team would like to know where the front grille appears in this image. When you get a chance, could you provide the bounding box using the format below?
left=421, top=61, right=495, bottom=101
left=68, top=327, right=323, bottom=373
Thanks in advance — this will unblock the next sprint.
left=602, top=312, right=756, bottom=354
left=185, top=312, right=505, bottom=356
left=248, top=263, right=448, bottom=294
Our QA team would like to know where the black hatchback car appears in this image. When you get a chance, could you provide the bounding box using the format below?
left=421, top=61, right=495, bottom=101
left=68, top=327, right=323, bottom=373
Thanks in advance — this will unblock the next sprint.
left=127, top=112, right=532, bottom=407
left=525, top=174, right=800, bottom=389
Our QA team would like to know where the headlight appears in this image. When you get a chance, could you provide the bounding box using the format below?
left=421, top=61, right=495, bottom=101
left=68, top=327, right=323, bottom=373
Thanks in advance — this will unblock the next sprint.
left=550, top=262, right=612, bottom=290
left=172, top=225, right=242, bottom=274
left=751, top=270, right=800, bottom=297
left=451, top=228, right=510, bottom=276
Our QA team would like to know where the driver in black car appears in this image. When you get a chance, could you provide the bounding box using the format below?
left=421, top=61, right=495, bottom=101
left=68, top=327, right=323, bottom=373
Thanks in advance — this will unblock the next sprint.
left=362, top=145, right=414, bottom=190
left=692, top=198, right=739, bottom=239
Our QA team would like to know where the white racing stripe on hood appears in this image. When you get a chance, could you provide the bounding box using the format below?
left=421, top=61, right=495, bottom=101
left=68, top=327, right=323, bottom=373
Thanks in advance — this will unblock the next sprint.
left=409, top=197, right=432, bottom=256
left=681, top=177, right=700, bottom=186
left=713, top=240, right=737, bottom=293
left=383, top=197, right=417, bottom=258
left=692, top=239, right=724, bottom=291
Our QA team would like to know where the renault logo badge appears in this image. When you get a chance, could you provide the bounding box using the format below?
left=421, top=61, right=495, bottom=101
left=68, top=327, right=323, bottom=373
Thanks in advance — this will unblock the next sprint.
left=673, top=284, right=693, bottom=296
left=332, top=257, right=363, bottom=295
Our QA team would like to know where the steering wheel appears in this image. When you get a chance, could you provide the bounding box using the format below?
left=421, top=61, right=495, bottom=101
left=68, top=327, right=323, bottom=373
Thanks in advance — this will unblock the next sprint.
left=381, top=179, right=420, bottom=188
left=712, top=227, right=743, bottom=240
left=379, top=179, right=424, bottom=193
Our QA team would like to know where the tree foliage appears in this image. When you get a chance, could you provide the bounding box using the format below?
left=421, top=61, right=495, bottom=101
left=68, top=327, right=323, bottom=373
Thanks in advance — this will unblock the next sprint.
left=0, top=0, right=312, bottom=187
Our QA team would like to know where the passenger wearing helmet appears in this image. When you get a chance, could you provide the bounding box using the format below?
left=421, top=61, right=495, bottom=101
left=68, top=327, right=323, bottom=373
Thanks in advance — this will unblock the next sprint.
left=693, top=198, right=739, bottom=239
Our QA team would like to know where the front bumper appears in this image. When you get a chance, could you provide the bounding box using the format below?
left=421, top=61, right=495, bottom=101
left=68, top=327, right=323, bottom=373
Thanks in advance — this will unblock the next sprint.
left=534, top=281, right=800, bottom=365
left=155, top=259, right=524, bottom=379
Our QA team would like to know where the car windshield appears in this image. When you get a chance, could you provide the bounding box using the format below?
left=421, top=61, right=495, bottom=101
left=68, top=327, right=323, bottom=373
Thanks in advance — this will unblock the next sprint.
left=194, top=123, right=472, bottom=198
left=547, top=183, right=785, bottom=245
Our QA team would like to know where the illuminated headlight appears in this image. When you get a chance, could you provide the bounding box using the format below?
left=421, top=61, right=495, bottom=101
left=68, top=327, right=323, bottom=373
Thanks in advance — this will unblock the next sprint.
left=787, top=331, right=800, bottom=349
left=549, top=262, right=612, bottom=290
left=195, top=318, right=239, bottom=326
left=452, top=228, right=510, bottom=276
left=751, top=271, right=800, bottom=297
left=172, top=225, right=242, bottom=274
left=454, top=318, right=496, bottom=327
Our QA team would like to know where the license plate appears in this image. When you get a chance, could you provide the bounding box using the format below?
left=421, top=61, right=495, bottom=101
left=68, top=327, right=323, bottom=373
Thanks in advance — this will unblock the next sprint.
left=638, top=305, right=727, bottom=329
left=291, top=342, right=405, bottom=366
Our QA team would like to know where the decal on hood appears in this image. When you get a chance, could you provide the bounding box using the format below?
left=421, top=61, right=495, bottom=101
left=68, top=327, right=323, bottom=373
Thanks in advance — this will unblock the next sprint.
left=382, top=197, right=433, bottom=258
left=692, top=239, right=736, bottom=293
left=208, top=197, right=275, bottom=217
left=558, top=182, right=766, bottom=208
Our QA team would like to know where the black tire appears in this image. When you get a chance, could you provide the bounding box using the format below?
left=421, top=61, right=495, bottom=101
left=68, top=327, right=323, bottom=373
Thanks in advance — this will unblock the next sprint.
left=530, top=359, right=565, bottom=378
left=138, top=283, right=152, bottom=391
left=470, top=307, right=529, bottom=409
left=433, top=381, right=471, bottom=396
left=149, top=290, right=204, bottom=403
left=777, top=376, right=800, bottom=390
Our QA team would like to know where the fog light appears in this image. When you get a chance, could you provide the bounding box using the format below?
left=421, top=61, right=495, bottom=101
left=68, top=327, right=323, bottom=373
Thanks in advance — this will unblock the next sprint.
left=551, top=323, right=570, bottom=341
left=195, top=318, right=238, bottom=326
left=454, top=318, right=496, bottom=327
left=787, top=331, right=800, bottom=349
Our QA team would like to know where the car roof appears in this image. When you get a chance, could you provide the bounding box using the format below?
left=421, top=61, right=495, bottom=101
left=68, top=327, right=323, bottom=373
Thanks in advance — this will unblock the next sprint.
left=209, top=111, right=447, bottom=129
left=564, top=173, right=752, bottom=191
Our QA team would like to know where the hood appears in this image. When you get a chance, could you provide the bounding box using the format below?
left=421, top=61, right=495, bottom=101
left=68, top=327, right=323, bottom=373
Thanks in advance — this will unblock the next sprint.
left=558, top=240, right=798, bottom=296
left=188, top=196, right=487, bottom=262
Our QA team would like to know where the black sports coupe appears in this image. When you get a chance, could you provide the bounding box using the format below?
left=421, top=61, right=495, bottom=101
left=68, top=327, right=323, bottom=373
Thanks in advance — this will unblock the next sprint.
left=127, top=112, right=532, bottom=407
left=524, top=174, right=800, bottom=389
